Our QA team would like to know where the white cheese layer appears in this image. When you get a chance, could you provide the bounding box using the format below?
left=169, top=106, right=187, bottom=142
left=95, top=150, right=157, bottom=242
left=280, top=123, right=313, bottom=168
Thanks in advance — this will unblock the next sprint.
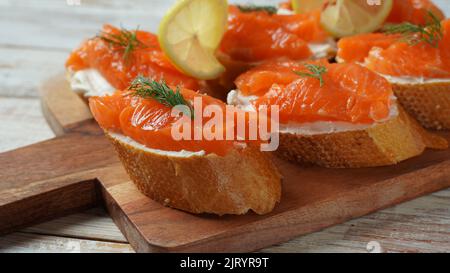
left=70, top=70, right=206, bottom=157
left=227, top=90, right=399, bottom=136
left=276, top=8, right=337, bottom=59
left=308, top=39, right=337, bottom=59
left=380, top=74, right=450, bottom=85
left=109, top=132, right=206, bottom=158
left=68, top=69, right=116, bottom=97
left=356, top=48, right=450, bottom=84
left=276, top=8, right=294, bottom=15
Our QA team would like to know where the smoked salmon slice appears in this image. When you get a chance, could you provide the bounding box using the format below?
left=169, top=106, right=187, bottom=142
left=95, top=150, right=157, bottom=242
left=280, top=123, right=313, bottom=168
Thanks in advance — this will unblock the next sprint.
left=90, top=87, right=230, bottom=156
left=219, top=5, right=329, bottom=63
left=336, top=33, right=401, bottom=63
left=66, top=24, right=199, bottom=91
left=337, top=19, right=450, bottom=78
left=89, top=77, right=269, bottom=156
left=234, top=60, right=393, bottom=124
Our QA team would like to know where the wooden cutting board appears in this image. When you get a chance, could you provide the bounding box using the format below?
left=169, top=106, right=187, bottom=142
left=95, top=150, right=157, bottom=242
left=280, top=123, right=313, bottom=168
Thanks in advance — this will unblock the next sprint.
left=0, top=74, right=449, bottom=252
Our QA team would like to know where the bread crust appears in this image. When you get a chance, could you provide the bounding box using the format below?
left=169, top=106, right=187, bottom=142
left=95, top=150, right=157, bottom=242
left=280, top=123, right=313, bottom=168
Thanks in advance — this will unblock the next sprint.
left=106, top=133, right=282, bottom=215
left=391, top=81, right=450, bottom=130
left=276, top=108, right=448, bottom=168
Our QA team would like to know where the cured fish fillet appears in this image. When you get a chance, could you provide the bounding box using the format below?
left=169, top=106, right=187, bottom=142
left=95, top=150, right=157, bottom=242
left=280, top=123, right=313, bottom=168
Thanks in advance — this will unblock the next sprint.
left=228, top=60, right=447, bottom=168
left=337, top=19, right=450, bottom=130
left=216, top=5, right=336, bottom=90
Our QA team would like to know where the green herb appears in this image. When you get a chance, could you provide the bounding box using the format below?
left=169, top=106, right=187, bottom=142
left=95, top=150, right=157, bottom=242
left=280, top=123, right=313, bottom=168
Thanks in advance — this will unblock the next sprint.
left=236, top=4, right=278, bottom=15
left=293, top=64, right=328, bottom=87
left=128, top=76, right=194, bottom=118
left=383, top=11, right=443, bottom=47
left=98, top=27, right=147, bottom=60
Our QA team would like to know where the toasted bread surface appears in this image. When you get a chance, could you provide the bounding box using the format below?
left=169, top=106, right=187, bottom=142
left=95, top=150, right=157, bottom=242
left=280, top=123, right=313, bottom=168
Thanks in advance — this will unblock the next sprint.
left=106, top=133, right=282, bottom=215
left=392, top=81, right=450, bottom=130
left=276, top=108, right=448, bottom=168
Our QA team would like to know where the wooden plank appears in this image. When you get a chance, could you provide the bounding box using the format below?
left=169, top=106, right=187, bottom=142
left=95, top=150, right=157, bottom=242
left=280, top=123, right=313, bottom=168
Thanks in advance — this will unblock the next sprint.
left=0, top=4, right=166, bottom=51
left=0, top=97, right=54, bottom=152
left=0, top=1, right=284, bottom=51
left=10, top=187, right=450, bottom=253
left=0, top=47, right=67, bottom=98
left=22, top=208, right=127, bottom=243
left=0, top=116, right=124, bottom=234
left=0, top=232, right=133, bottom=253
left=262, top=190, right=450, bottom=253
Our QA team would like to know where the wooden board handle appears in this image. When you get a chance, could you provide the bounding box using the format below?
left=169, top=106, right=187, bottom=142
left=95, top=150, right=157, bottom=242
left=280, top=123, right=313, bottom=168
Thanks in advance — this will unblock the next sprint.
left=0, top=122, right=118, bottom=234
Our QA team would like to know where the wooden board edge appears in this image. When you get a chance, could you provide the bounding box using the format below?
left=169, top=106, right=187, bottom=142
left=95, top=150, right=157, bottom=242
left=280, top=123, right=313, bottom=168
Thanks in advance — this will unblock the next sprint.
left=180, top=159, right=450, bottom=253
left=39, top=73, right=92, bottom=136
left=0, top=179, right=100, bottom=236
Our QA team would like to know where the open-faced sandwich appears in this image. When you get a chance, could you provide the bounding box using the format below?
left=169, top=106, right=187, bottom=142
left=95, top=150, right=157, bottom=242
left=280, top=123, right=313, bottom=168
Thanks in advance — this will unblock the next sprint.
left=64, top=2, right=284, bottom=215
left=88, top=76, right=281, bottom=215
left=337, top=17, right=450, bottom=130
left=228, top=60, right=448, bottom=168
left=66, top=24, right=201, bottom=98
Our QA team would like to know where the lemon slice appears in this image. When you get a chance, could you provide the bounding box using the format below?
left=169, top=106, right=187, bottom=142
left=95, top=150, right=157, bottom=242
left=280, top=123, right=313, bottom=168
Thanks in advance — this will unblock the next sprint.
left=292, top=0, right=327, bottom=14
left=158, top=0, right=228, bottom=80
left=320, top=0, right=393, bottom=38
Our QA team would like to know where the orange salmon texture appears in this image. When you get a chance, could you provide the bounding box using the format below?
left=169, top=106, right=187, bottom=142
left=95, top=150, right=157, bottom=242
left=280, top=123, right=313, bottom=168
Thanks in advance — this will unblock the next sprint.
left=219, top=5, right=328, bottom=63
left=89, top=85, right=271, bottom=155
left=66, top=25, right=199, bottom=91
left=235, top=60, right=394, bottom=124
left=89, top=88, right=235, bottom=155
left=337, top=19, right=450, bottom=78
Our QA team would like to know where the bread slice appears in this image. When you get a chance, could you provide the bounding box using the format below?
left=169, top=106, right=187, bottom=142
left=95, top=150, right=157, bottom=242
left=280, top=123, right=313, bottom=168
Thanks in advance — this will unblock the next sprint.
left=277, top=108, right=448, bottom=168
left=105, top=132, right=282, bottom=215
left=391, top=81, right=450, bottom=130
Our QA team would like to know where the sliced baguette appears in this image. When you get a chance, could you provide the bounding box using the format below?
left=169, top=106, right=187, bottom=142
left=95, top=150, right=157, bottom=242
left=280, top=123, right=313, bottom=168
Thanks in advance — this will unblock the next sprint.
left=391, top=81, right=450, bottom=130
left=106, top=132, right=282, bottom=215
left=277, top=108, right=448, bottom=168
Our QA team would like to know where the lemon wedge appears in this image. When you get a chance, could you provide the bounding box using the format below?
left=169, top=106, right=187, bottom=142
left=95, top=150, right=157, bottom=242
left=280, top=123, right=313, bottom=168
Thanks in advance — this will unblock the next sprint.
left=292, top=0, right=327, bottom=14
left=158, top=0, right=228, bottom=80
left=320, top=0, right=393, bottom=38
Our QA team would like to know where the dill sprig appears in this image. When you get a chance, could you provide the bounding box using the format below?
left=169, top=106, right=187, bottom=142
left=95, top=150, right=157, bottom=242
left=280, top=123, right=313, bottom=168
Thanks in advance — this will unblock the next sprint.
left=383, top=11, right=443, bottom=47
left=293, top=64, right=328, bottom=87
left=236, top=4, right=278, bottom=15
left=98, top=27, right=147, bottom=60
left=128, top=76, right=194, bottom=118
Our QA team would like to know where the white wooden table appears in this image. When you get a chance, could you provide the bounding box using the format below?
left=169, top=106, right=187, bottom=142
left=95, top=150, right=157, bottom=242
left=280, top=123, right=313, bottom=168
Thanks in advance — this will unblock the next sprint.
left=0, top=0, right=449, bottom=253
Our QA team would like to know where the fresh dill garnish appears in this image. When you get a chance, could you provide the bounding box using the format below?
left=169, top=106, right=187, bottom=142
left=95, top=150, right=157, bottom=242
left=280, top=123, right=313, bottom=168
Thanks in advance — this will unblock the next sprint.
left=128, top=76, right=194, bottom=118
left=236, top=4, right=278, bottom=15
left=293, top=64, right=328, bottom=87
left=383, top=11, right=443, bottom=47
left=98, top=27, right=147, bottom=60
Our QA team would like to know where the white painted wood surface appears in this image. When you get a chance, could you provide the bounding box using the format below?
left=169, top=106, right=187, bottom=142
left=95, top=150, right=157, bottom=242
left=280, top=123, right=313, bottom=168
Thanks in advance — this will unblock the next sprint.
left=0, top=0, right=449, bottom=253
